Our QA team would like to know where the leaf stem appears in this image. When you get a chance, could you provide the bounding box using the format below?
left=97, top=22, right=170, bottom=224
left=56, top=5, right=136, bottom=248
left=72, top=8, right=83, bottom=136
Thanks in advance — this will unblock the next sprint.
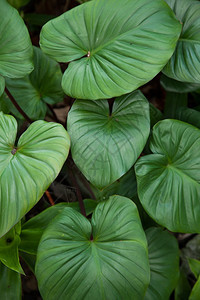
left=5, top=87, right=32, bottom=123
left=45, top=190, right=55, bottom=206
left=68, top=168, right=86, bottom=217
left=46, top=104, right=60, bottom=123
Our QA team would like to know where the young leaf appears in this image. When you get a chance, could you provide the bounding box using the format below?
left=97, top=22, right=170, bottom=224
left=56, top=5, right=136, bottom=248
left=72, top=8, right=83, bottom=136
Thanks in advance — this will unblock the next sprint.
left=0, top=112, right=70, bottom=238
left=144, top=227, right=179, bottom=300
left=0, top=0, right=33, bottom=79
left=0, top=262, right=21, bottom=300
left=135, top=119, right=200, bottom=233
left=40, top=0, right=181, bottom=99
left=67, top=90, right=150, bottom=188
left=5, top=46, right=64, bottom=120
left=35, top=195, right=150, bottom=300
left=163, top=0, right=200, bottom=83
left=0, top=223, right=23, bottom=274
left=20, top=199, right=97, bottom=254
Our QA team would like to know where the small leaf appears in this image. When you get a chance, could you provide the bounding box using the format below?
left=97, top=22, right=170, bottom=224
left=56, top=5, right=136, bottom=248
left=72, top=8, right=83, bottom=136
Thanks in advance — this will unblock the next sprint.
left=163, top=0, right=200, bottom=83
left=68, top=91, right=150, bottom=188
left=135, top=119, right=200, bottom=233
left=0, top=0, right=33, bottom=78
left=0, top=112, right=70, bottom=238
left=0, top=223, right=24, bottom=274
left=188, top=258, right=200, bottom=279
left=0, top=262, right=21, bottom=300
left=145, top=227, right=179, bottom=300
left=35, top=195, right=150, bottom=300
left=40, top=0, right=181, bottom=99
left=6, top=46, right=64, bottom=120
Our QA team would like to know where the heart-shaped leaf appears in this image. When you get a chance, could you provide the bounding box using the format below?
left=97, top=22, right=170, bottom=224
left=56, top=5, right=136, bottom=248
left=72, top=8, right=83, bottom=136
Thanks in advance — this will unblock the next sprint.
left=35, top=195, right=150, bottom=300
left=67, top=91, right=150, bottom=188
left=0, top=223, right=23, bottom=274
left=5, top=46, right=64, bottom=120
left=135, top=119, right=200, bottom=233
left=144, top=227, right=179, bottom=300
left=163, top=0, right=200, bottom=83
left=0, top=0, right=33, bottom=79
left=0, top=112, right=70, bottom=238
left=20, top=199, right=97, bottom=255
left=0, top=262, right=21, bottom=300
left=40, top=0, right=181, bottom=100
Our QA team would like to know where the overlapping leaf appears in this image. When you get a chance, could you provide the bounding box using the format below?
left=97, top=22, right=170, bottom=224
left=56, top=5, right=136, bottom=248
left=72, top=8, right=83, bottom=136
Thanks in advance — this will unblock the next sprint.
left=5, top=47, right=64, bottom=120
left=40, top=0, right=181, bottom=99
left=68, top=91, right=150, bottom=188
left=0, top=0, right=33, bottom=79
left=163, top=0, right=200, bottom=83
left=144, top=227, right=179, bottom=300
left=0, top=112, right=70, bottom=238
left=160, top=74, right=200, bottom=93
left=0, top=262, right=21, bottom=300
left=35, top=196, right=150, bottom=300
left=135, top=119, right=200, bottom=233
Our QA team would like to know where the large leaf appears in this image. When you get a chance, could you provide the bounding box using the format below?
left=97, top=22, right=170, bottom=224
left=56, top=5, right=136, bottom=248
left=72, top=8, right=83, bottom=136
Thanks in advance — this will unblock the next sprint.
left=0, top=112, right=70, bottom=238
left=0, top=0, right=33, bottom=78
left=40, top=0, right=181, bottom=99
left=135, top=119, right=200, bottom=233
left=5, top=46, right=64, bottom=120
left=68, top=90, right=150, bottom=188
left=144, top=227, right=179, bottom=300
left=0, top=223, right=23, bottom=274
left=35, top=195, right=150, bottom=300
left=163, top=0, right=200, bottom=83
left=20, top=199, right=97, bottom=254
left=175, top=107, right=200, bottom=129
left=0, top=262, right=21, bottom=300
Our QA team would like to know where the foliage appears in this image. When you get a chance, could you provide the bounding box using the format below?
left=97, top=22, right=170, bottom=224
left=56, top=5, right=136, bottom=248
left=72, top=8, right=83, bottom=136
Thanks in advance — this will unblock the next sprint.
left=0, top=0, right=200, bottom=299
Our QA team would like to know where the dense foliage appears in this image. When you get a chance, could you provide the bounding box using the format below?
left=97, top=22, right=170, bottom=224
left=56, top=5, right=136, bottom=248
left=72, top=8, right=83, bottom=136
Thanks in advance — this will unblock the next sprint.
left=1, top=0, right=200, bottom=298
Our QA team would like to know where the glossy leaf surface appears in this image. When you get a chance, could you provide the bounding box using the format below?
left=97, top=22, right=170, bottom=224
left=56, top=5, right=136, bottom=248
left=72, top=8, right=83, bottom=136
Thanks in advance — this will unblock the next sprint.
left=0, top=0, right=33, bottom=78
left=144, top=227, right=179, bottom=300
left=20, top=199, right=97, bottom=254
left=0, top=223, right=23, bottom=274
left=0, top=113, right=70, bottom=238
left=68, top=91, right=150, bottom=188
left=0, top=262, right=21, bottom=300
left=135, top=119, right=200, bottom=232
left=40, top=0, right=181, bottom=99
left=6, top=47, right=64, bottom=120
left=36, top=196, right=150, bottom=300
left=163, top=0, right=200, bottom=83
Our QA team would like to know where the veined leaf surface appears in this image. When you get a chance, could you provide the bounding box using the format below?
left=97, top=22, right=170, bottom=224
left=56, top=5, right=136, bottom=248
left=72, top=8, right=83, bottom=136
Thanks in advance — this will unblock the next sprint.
left=35, top=196, right=150, bottom=300
left=40, top=0, right=181, bottom=99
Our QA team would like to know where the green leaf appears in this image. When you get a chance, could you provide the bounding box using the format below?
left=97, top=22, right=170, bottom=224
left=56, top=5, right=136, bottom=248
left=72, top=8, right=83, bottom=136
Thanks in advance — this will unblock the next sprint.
left=0, top=262, right=21, bottom=300
left=189, top=276, right=200, bottom=300
left=0, top=93, right=10, bottom=114
left=149, top=103, right=163, bottom=128
left=163, top=0, right=200, bottom=83
left=19, top=251, right=36, bottom=273
left=175, top=270, right=191, bottom=300
left=68, top=90, right=150, bottom=188
left=188, top=258, right=200, bottom=279
left=0, top=112, right=70, bottom=238
left=20, top=199, right=97, bottom=254
left=0, top=0, right=33, bottom=78
left=0, top=223, right=23, bottom=274
left=6, top=46, right=64, bottom=120
left=175, top=107, right=200, bottom=129
left=0, top=76, right=5, bottom=97
left=135, top=119, right=200, bottom=233
left=164, top=92, right=187, bottom=118
left=144, top=227, right=179, bottom=300
left=40, top=0, right=181, bottom=99
left=160, top=74, right=200, bottom=93
left=7, top=0, right=30, bottom=9
left=35, top=195, right=150, bottom=300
